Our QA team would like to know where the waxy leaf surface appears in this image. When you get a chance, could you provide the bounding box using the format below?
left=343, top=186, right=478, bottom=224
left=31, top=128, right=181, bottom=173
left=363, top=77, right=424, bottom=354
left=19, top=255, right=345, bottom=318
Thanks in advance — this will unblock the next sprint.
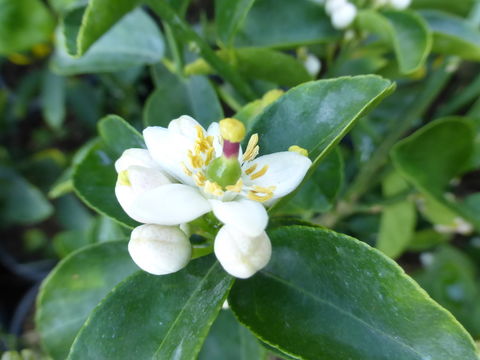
left=229, top=226, right=478, bottom=360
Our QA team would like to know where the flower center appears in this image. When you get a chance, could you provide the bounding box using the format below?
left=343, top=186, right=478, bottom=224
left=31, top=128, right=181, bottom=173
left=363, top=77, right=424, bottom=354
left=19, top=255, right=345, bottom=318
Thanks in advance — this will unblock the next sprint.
left=206, top=118, right=245, bottom=188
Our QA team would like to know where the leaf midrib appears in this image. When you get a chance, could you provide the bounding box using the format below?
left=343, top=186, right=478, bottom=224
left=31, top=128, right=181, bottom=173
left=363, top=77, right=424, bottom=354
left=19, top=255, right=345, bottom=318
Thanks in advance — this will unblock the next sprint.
left=261, top=270, right=425, bottom=360
left=152, top=262, right=225, bottom=359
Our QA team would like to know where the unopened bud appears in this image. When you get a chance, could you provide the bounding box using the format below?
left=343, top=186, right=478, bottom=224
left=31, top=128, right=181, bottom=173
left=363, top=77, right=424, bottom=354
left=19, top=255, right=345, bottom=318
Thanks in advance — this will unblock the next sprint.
left=390, top=0, right=411, bottom=10
left=331, top=2, right=357, bottom=29
left=214, top=225, right=271, bottom=278
left=128, top=224, right=192, bottom=275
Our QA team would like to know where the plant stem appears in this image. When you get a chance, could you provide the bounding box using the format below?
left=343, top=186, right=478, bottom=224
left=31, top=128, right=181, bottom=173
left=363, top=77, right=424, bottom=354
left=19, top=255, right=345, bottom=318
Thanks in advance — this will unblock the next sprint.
left=148, top=0, right=257, bottom=101
left=317, top=59, right=456, bottom=227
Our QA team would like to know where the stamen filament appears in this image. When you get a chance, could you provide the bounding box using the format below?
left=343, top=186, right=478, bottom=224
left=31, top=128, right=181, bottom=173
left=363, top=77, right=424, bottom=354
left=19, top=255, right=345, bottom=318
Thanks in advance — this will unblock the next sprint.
left=250, top=165, right=269, bottom=180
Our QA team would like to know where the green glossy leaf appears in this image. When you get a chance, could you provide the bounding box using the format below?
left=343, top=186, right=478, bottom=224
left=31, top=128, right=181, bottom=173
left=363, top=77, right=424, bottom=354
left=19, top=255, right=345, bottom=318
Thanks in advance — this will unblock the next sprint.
left=356, top=10, right=431, bottom=74
left=186, top=48, right=311, bottom=87
left=199, top=310, right=267, bottom=360
left=36, top=241, right=138, bottom=360
left=41, top=71, right=66, bottom=130
left=420, top=10, right=480, bottom=61
left=47, top=0, right=86, bottom=14
left=144, top=69, right=223, bottom=128
left=215, top=0, right=255, bottom=46
left=72, top=140, right=137, bottom=228
left=98, top=115, right=144, bottom=157
left=278, top=149, right=344, bottom=216
left=67, top=257, right=233, bottom=360
left=235, top=0, right=338, bottom=48
left=0, top=166, right=53, bottom=226
left=415, top=246, right=480, bottom=338
left=377, top=171, right=416, bottom=259
left=0, top=0, right=54, bottom=54
left=52, top=9, right=164, bottom=75
left=62, top=0, right=141, bottom=56
left=412, top=0, right=474, bottom=17
left=250, top=75, right=394, bottom=166
left=408, top=229, right=450, bottom=252
left=392, top=118, right=474, bottom=197
left=229, top=226, right=478, bottom=360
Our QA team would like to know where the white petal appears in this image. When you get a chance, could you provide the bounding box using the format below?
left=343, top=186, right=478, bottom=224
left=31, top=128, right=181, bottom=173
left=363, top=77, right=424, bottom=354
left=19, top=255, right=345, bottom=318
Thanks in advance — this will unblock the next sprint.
left=168, top=115, right=204, bottom=140
left=244, top=151, right=311, bottom=200
left=143, top=126, right=195, bottom=185
left=331, top=3, right=357, bottom=29
left=115, top=166, right=172, bottom=222
left=115, top=148, right=157, bottom=172
left=128, top=224, right=191, bottom=275
left=130, top=184, right=211, bottom=225
left=214, top=225, right=271, bottom=278
left=210, top=199, right=268, bottom=237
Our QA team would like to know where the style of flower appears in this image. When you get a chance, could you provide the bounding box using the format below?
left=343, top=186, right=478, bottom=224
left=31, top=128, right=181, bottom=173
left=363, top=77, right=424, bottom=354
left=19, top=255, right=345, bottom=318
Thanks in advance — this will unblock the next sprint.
left=115, top=115, right=311, bottom=278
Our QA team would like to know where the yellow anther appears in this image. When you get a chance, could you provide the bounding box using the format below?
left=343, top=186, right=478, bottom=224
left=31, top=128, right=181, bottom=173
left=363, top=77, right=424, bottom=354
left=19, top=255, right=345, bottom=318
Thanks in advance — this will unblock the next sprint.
left=181, top=162, right=192, bottom=176
left=245, top=163, right=257, bottom=175
left=204, top=180, right=224, bottom=196
left=219, top=118, right=246, bottom=143
left=117, top=170, right=131, bottom=186
left=247, top=185, right=276, bottom=202
left=226, top=179, right=243, bottom=193
left=206, top=136, right=214, bottom=146
left=205, top=147, right=215, bottom=165
left=288, top=145, right=309, bottom=157
left=194, top=172, right=207, bottom=186
left=250, top=165, right=269, bottom=180
left=243, top=134, right=259, bottom=162
left=188, top=150, right=204, bottom=169
left=252, top=185, right=276, bottom=193
left=247, top=191, right=274, bottom=202
left=195, top=125, right=205, bottom=140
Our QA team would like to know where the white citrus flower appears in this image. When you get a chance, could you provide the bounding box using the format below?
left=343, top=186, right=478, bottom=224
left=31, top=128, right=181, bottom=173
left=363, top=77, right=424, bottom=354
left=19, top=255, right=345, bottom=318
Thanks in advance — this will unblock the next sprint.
left=115, top=115, right=312, bottom=277
left=331, top=2, right=357, bottom=29
left=304, top=54, right=322, bottom=77
left=389, top=0, right=411, bottom=10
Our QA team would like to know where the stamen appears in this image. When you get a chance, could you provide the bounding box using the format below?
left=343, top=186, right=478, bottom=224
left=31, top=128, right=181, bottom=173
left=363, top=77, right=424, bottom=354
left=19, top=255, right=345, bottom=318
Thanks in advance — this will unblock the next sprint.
left=204, top=180, right=224, bottom=196
left=117, top=170, right=131, bottom=186
left=247, top=191, right=274, bottom=202
left=243, top=134, right=259, bottom=161
left=181, top=162, right=192, bottom=176
left=188, top=150, right=204, bottom=169
left=226, top=179, right=243, bottom=193
left=205, top=147, right=215, bottom=165
left=194, top=171, right=206, bottom=187
left=245, top=164, right=257, bottom=175
left=252, top=185, right=276, bottom=193
left=250, top=165, right=269, bottom=180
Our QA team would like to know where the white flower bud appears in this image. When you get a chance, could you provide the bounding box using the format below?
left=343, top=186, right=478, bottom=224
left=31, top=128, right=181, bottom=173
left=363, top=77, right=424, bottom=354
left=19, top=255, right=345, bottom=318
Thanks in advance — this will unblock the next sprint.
left=325, top=0, right=347, bottom=15
left=214, top=225, right=271, bottom=279
left=331, top=2, right=357, bottom=29
left=128, top=224, right=191, bottom=275
left=389, top=0, right=411, bottom=10
left=304, top=54, right=322, bottom=77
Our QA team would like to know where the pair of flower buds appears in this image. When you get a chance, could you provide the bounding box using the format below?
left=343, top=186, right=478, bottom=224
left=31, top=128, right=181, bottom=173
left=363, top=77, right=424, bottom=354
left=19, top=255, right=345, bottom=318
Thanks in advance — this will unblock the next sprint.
left=323, top=0, right=411, bottom=29
left=115, top=116, right=311, bottom=278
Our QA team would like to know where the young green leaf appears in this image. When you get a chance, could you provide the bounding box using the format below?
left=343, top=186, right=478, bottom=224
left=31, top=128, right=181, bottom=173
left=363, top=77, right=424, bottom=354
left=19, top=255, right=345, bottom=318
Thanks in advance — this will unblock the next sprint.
left=144, top=70, right=224, bottom=128
left=235, top=0, right=338, bottom=48
left=36, top=241, right=138, bottom=360
left=377, top=171, right=416, bottom=259
left=229, top=226, right=478, bottom=360
left=215, top=0, right=255, bottom=46
left=41, top=71, right=66, bottom=130
left=420, top=10, right=480, bottom=61
left=97, top=115, right=144, bottom=157
left=67, top=257, right=233, bottom=360
left=0, top=0, right=54, bottom=54
left=198, top=310, right=267, bottom=360
left=356, top=10, right=432, bottom=74
left=52, top=9, right=164, bottom=75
